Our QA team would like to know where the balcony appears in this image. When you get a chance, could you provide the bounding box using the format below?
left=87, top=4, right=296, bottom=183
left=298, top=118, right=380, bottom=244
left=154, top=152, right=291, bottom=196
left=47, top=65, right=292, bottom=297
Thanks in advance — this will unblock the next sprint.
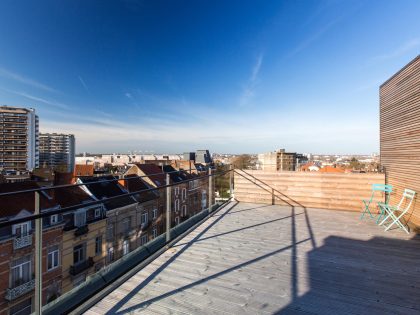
left=5, top=279, right=35, bottom=301
left=13, top=234, right=32, bottom=250
left=74, top=225, right=89, bottom=237
left=140, top=221, right=150, bottom=231
left=70, top=257, right=94, bottom=276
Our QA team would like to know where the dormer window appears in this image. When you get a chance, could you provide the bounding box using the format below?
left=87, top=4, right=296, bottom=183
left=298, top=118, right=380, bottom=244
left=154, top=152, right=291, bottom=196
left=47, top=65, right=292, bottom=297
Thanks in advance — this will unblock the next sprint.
left=74, top=210, right=86, bottom=227
left=50, top=214, right=59, bottom=225
left=13, top=222, right=31, bottom=237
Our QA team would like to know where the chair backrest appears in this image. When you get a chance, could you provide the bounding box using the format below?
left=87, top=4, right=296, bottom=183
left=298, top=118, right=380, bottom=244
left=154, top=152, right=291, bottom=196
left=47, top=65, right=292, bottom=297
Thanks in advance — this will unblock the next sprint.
left=372, top=184, right=393, bottom=193
left=396, top=188, right=416, bottom=213
left=370, top=184, right=393, bottom=203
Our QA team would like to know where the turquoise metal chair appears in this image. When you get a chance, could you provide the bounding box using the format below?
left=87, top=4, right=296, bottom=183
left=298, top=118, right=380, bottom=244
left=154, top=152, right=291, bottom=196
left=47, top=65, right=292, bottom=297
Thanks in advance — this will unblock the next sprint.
left=360, top=184, right=393, bottom=224
left=378, top=188, right=416, bottom=234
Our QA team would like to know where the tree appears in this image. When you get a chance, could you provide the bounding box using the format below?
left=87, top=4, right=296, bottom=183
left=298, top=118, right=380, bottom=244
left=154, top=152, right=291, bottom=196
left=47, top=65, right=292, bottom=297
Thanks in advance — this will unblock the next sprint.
left=232, top=154, right=252, bottom=169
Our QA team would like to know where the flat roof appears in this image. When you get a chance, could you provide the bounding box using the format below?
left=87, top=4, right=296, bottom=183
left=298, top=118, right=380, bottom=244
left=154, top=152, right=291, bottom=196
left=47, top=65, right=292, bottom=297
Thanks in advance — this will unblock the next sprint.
left=86, top=202, right=420, bottom=314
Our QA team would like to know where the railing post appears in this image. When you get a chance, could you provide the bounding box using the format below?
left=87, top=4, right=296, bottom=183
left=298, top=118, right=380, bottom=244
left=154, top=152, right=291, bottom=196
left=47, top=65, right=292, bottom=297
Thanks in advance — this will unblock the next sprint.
left=165, top=173, right=171, bottom=243
left=272, top=188, right=275, bottom=205
left=229, top=165, right=234, bottom=199
left=209, top=168, right=213, bottom=212
left=34, top=191, right=42, bottom=315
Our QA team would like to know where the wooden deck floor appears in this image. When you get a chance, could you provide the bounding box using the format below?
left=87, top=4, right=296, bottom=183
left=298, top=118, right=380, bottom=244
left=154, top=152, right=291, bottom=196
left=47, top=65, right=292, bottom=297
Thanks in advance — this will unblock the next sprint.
left=85, top=202, right=420, bottom=315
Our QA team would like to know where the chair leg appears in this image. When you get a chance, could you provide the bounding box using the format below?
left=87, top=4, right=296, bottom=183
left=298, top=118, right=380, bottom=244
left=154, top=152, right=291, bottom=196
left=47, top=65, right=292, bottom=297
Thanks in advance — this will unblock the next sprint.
left=360, top=201, right=373, bottom=220
left=384, top=212, right=409, bottom=234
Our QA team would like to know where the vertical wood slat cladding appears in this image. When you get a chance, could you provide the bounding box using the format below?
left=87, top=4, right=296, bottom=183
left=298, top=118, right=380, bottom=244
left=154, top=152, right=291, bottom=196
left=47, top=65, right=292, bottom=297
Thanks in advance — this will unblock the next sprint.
left=234, top=170, right=385, bottom=211
left=380, top=55, right=420, bottom=230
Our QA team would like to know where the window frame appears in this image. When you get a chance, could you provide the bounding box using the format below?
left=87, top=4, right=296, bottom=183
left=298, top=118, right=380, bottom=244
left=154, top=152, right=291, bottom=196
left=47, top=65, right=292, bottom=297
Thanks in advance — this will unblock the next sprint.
left=47, top=246, right=60, bottom=271
left=73, top=243, right=86, bottom=265
left=50, top=214, right=59, bottom=225
left=74, top=209, right=87, bottom=227
left=95, top=236, right=102, bottom=255
left=122, top=240, right=130, bottom=256
left=13, top=222, right=31, bottom=237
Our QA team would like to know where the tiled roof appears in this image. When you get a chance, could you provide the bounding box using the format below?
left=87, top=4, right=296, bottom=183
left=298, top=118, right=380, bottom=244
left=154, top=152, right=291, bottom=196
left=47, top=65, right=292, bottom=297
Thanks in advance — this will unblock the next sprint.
left=162, top=165, right=191, bottom=183
left=78, top=176, right=137, bottom=210
left=134, top=164, right=166, bottom=187
left=122, top=175, right=159, bottom=203
left=52, top=185, right=95, bottom=208
left=0, top=182, right=59, bottom=218
left=319, top=166, right=345, bottom=173
left=74, top=164, right=94, bottom=177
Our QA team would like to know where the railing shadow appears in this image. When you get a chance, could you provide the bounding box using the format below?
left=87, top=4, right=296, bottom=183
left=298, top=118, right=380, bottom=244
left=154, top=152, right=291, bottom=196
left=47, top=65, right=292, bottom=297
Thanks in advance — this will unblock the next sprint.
left=275, top=235, right=420, bottom=314
left=234, top=169, right=318, bottom=306
left=103, top=201, right=239, bottom=315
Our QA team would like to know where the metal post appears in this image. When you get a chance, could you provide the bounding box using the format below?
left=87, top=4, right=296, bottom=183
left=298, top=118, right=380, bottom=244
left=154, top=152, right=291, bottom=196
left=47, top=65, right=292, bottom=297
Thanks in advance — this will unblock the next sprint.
left=208, top=168, right=213, bottom=212
left=229, top=165, right=234, bottom=199
left=165, top=173, right=171, bottom=243
left=34, top=191, right=42, bottom=315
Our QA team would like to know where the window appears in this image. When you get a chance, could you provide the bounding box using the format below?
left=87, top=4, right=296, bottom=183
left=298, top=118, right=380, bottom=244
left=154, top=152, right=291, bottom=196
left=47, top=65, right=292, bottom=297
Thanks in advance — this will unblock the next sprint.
left=122, top=217, right=131, bottom=233
left=182, top=205, right=187, bottom=216
left=50, top=214, right=59, bottom=225
left=47, top=246, right=59, bottom=271
left=10, top=297, right=31, bottom=315
left=174, top=187, right=179, bottom=196
left=74, top=210, right=86, bottom=227
left=152, top=228, right=158, bottom=239
left=152, top=208, right=157, bottom=219
left=95, top=236, right=102, bottom=255
left=107, top=224, right=114, bottom=240
left=123, top=240, right=130, bottom=256
left=175, top=199, right=180, bottom=212
left=73, top=244, right=86, bottom=265
left=141, top=212, right=148, bottom=225
left=13, top=222, right=31, bottom=237
left=107, top=247, right=114, bottom=263
left=11, top=256, right=31, bottom=287
left=175, top=216, right=180, bottom=226
left=94, top=208, right=101, bottom=219
left=182, top=188, right=187, bottom=200
left=140, top=234, right=148, bottom=245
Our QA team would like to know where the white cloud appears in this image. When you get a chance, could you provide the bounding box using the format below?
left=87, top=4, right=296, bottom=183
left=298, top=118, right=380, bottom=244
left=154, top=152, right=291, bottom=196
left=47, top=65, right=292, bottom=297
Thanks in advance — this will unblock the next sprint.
left=0, top=88, right=69, bottom=109
left=78, top=76, right=89, bottom=92
left=240, top=53, right=264, bottom=106
left=0, top=67, right=58, bottom=93
left=372, top=38, right=420, bottom=62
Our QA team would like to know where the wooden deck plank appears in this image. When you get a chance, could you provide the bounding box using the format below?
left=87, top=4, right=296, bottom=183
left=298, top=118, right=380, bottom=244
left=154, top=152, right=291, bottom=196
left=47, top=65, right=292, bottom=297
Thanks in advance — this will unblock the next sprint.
left=86, top=202, right=420, bottom=315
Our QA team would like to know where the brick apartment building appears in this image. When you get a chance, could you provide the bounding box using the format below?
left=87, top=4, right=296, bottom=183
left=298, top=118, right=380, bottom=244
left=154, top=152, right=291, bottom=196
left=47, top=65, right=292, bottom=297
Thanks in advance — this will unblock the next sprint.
left=0, top=182, right=63, bottom=315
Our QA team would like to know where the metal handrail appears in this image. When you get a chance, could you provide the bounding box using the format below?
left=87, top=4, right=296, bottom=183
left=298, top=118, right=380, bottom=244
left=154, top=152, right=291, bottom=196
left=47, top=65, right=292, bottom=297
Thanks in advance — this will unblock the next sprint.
left=0, top=169, right=231, bottom=228
left=0, top=166, right=216, bottom=197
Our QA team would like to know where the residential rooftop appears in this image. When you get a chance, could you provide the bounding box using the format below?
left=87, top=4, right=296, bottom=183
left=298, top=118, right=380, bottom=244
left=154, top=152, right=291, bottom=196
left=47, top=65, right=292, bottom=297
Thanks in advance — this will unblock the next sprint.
left=84, top=201, right=420, bottom=315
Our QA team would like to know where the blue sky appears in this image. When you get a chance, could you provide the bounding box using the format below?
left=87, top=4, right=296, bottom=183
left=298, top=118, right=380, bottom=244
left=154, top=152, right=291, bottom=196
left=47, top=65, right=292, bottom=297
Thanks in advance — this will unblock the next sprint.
left=0, top=0, right=419, bottom=154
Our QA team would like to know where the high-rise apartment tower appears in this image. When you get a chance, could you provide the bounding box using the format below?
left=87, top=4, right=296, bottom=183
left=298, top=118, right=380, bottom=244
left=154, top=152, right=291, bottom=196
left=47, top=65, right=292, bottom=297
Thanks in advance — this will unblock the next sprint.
left=0, top=106, right=39, bottom=172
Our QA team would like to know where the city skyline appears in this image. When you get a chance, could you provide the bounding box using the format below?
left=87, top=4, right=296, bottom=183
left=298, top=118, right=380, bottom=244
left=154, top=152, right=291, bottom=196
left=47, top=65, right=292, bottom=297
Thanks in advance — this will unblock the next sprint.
left=1, top=1, right=420, bottom=154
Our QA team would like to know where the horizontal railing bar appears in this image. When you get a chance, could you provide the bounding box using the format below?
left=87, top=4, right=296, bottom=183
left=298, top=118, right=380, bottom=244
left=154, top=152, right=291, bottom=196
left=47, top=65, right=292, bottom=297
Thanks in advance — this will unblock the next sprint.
left=0, top=167, right=217, bottom=197
left=0, top=169, right=232, bottom=228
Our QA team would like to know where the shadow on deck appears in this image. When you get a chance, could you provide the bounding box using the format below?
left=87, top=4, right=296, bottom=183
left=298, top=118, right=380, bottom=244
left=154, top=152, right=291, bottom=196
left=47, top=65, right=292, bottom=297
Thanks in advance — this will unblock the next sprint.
left=85, top=201, right=420, bottom=315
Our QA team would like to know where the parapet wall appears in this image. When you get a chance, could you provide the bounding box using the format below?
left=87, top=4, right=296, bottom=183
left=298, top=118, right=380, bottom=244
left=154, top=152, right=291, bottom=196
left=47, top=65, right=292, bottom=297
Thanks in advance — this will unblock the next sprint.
left=234, top=170, right=385, bottom=211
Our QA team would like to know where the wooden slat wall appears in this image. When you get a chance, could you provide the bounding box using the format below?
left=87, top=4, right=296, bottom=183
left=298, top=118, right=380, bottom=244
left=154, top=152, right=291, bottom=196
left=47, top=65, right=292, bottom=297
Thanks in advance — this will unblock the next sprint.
left=380, top=55, right=420, bottom=230
left=234, top=170, right=385, bottom=211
